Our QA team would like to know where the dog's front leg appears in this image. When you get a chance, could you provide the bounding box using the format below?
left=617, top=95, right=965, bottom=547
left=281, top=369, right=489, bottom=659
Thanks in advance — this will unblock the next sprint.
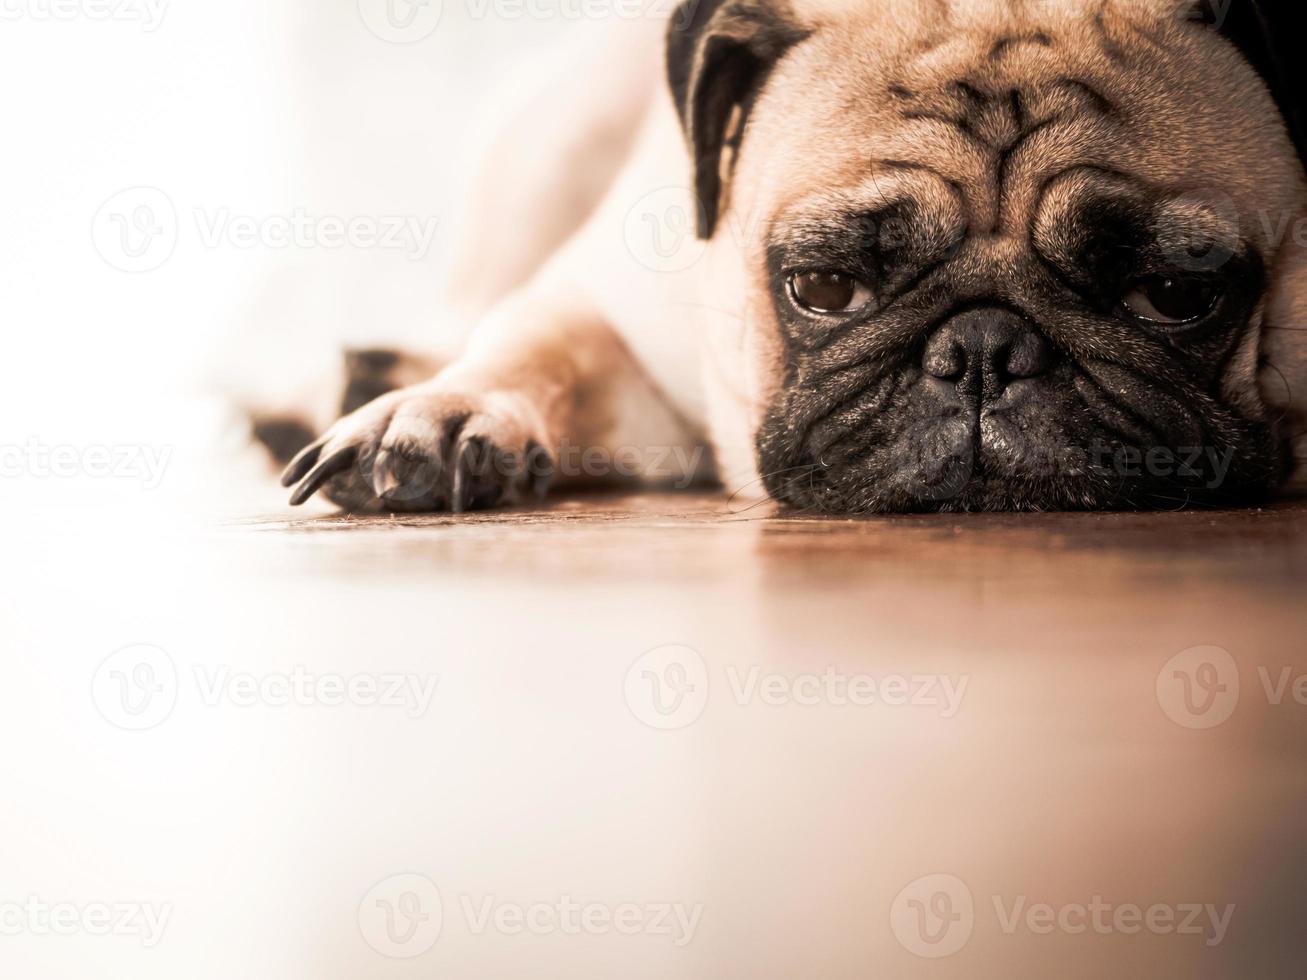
left=281, top=289, right=697, bottom=512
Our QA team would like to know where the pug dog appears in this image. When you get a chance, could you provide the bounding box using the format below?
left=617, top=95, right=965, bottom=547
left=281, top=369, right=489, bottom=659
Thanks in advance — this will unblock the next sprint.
left=276, top=0, right=1307, bottom=513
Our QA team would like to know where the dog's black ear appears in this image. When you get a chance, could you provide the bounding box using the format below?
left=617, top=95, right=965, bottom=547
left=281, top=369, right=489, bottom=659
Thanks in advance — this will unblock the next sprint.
left=1206, top=0, right=1306, bottom=166
left=667, top=0, right=807, bottom=237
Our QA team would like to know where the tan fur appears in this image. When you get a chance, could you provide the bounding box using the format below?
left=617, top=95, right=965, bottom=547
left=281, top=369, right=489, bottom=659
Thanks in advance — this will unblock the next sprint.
left=279, top=0, right=1307, bottom=511
left=1262, top=220, right=1307, bottom=487
left=713, top=0, right=1306, bottom=457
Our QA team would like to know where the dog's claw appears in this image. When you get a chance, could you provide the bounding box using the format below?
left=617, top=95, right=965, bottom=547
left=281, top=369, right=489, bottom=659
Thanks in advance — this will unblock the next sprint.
left=451, top=436, right=502, bottom=514
left=371, top=450, right=402, bottom=499
left=280, top=440, right=324, bottom=487
left=525, top=440, right=554, bottom=501
left=288, top=444, right=358, bottom=506
left=371, top=445, right=446, bottom=504
left=451, top=440, right=473, bottom=514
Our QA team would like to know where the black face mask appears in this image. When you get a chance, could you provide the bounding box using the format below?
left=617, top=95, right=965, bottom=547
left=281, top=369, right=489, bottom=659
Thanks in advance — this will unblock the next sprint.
left=1206, top=0, right=1306, bottom=166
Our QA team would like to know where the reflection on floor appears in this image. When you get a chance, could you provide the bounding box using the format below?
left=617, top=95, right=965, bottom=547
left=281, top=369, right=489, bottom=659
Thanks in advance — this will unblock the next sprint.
left=7, top=491, right=1306, bottom=979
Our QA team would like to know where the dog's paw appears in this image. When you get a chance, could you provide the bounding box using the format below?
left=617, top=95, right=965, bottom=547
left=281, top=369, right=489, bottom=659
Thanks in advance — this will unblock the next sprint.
left=280, top=387, right=554, bottom=512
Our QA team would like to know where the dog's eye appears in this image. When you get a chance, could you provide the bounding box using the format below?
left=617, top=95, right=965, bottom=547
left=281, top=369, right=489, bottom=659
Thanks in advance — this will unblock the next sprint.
left=1120, top=276, right=1220, bottom=325
left=788, top=271, right=872, bottom=314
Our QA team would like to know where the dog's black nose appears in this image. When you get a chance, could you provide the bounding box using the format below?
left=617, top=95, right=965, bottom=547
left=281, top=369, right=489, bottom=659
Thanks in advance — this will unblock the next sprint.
left=922, top=308, right=1053, bottom=402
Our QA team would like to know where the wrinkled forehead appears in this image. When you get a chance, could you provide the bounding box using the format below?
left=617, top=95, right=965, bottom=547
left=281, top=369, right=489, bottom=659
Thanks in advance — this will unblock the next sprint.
left=737, top=0, right=1304, bottom=256
left=794, top=0, right=1193, bottom=35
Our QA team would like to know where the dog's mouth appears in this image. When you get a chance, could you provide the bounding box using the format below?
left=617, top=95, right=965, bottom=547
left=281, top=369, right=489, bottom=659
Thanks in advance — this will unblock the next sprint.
left=763, top=401, right=1272, bottom=514
left=757, top=310, right=1280, bottom=514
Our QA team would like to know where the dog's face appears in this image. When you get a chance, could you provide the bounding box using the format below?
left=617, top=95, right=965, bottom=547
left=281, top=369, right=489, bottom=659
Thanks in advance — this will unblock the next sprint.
left=670, top=0, right=1307, bottom=511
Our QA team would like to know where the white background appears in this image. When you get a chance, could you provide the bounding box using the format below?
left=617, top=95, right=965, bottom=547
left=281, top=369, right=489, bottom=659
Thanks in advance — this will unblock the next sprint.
left=0, top=0, right=591, bottom=516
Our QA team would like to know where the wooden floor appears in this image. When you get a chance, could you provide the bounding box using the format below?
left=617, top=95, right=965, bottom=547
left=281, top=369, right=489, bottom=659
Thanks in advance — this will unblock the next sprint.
left=242, top=492, right=1307, bottom=656
left=237, top=493, right=1307, bottom=978
left=9, top=490, right=1307, bottom=979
